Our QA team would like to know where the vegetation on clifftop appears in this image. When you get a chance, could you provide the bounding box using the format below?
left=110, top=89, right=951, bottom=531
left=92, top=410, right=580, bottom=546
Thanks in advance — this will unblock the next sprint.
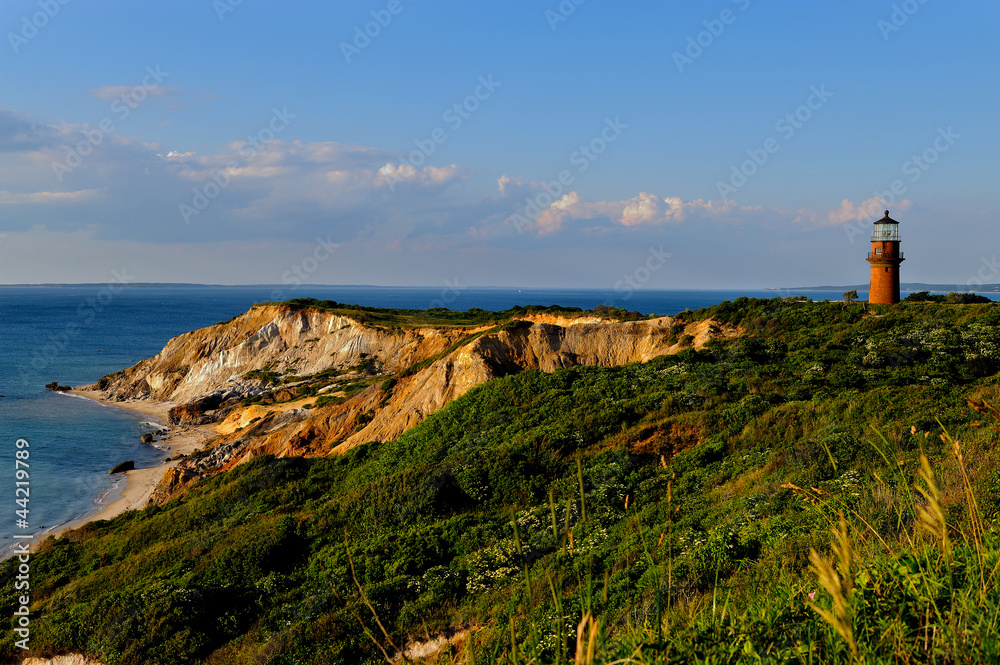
left=5, top=298, right=1000, bottom=663
left=268, top=298, right=649, bottom=328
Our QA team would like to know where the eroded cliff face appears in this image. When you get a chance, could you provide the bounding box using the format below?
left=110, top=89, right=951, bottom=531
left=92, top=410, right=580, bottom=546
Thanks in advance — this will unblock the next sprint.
left=329, top=316, right=712, bottom=454
left=85, top=305, right=737, bottom=504
left=92, top=305, right=471, bottom=406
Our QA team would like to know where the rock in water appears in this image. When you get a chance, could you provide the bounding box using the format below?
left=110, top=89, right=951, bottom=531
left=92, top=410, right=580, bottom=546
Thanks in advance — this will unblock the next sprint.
left=109, top=460, right=135, bottom=474
left=141, top=433, right=154, bottom=444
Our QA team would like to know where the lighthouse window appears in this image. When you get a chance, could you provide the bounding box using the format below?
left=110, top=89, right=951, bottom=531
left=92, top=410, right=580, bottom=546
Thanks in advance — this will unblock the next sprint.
left=885, top=268, right=889, bottom=272
left=875, top=248, right=882, bottom=255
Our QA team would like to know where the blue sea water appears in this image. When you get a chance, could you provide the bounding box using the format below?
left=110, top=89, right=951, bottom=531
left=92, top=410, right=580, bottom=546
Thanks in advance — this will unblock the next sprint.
left=0, top=284, right=977, bottom=554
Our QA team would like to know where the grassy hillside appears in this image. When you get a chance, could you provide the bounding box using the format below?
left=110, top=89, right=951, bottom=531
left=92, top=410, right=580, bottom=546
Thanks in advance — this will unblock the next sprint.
left=6, top=298, right=1000, bottom=664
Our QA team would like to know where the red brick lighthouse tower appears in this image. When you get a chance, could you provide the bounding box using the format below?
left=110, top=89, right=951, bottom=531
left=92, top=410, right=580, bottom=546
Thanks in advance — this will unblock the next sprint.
left=867, top=210, right=904, bottom=304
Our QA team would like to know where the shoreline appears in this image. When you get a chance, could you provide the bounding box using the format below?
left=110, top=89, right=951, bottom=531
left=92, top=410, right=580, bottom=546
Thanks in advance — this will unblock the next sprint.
left=37, top=389, right=214, bottom=546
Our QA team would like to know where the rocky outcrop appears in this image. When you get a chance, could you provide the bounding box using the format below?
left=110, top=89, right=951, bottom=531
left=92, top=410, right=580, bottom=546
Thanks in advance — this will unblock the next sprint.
left=20, top=656, right=104, bottom=665
left=109, top=461, right=134, bottom=474
left=397, top=625, right=478, bottom=661
left=167, top=403, right=204, bottom=425
left=148, top=466, right=200, bottom=505
left=80, top=304, right=738, bottom=503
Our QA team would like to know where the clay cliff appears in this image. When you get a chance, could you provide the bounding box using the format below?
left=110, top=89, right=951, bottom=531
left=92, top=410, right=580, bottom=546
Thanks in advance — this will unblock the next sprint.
left=92, top=305, right=471, bottom=405
left=82, top=303, right=738, bottom=503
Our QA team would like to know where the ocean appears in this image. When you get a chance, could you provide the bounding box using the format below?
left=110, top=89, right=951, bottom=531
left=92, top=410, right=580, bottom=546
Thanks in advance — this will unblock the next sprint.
left=0, top=284, right=963, bottom=554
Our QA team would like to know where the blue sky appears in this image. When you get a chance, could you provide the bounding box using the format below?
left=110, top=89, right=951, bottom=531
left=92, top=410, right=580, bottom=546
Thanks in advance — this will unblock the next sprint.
left=1, top=0, right=997, bottom=289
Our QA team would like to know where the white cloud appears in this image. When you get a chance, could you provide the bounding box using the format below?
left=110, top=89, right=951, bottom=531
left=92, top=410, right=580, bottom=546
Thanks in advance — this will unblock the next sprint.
left=0, top=107, right=474, bottom=242
left=0, top=189, right=102, bottom=205
left=0, top=106, right=936, bottom=287
left=90, top=85, right=173, bottom=101
left=500, top=181, right=754, bottom=235
left=494, top=180, right=923, bottom=242
left=376, top=162, right=467, bottom=188
left=497, top=174, right=520, bottom=197
left=824, top=197, right=912, bottom=225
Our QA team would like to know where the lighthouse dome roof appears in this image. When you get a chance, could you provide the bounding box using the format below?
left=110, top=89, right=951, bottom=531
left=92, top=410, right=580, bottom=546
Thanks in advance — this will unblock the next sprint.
left=875, top=210, right=899, bottom=224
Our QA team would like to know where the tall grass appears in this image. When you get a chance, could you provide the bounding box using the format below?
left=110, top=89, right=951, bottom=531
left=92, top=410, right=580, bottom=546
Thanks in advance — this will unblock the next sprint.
left=494, top=423, right=1000, bottom=664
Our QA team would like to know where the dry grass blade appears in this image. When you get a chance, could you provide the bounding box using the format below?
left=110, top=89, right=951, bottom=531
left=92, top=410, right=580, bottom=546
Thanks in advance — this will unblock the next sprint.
left=915, top=453, right=951, bottom=561
left=780, top=482, right=832, bottom=506
left=574, top=612, right=600, bottom=665
left=940, top=423, right=988, bottom=599
left=966, top=398, right=1000, bottom=431
left=806, top=514, right=857, bottom=660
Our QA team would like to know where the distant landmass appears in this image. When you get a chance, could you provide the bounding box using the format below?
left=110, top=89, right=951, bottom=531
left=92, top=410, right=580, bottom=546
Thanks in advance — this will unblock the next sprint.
left=769, top=283, right=1000, bottom=293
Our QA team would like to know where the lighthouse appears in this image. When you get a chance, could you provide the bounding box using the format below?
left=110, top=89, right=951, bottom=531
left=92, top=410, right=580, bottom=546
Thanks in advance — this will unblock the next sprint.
left=866, top=210, right=904, bottom=304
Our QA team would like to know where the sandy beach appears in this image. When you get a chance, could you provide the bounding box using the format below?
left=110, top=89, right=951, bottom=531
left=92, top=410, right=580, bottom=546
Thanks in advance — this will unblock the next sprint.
left=39, top=389, right=216, bottom=544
